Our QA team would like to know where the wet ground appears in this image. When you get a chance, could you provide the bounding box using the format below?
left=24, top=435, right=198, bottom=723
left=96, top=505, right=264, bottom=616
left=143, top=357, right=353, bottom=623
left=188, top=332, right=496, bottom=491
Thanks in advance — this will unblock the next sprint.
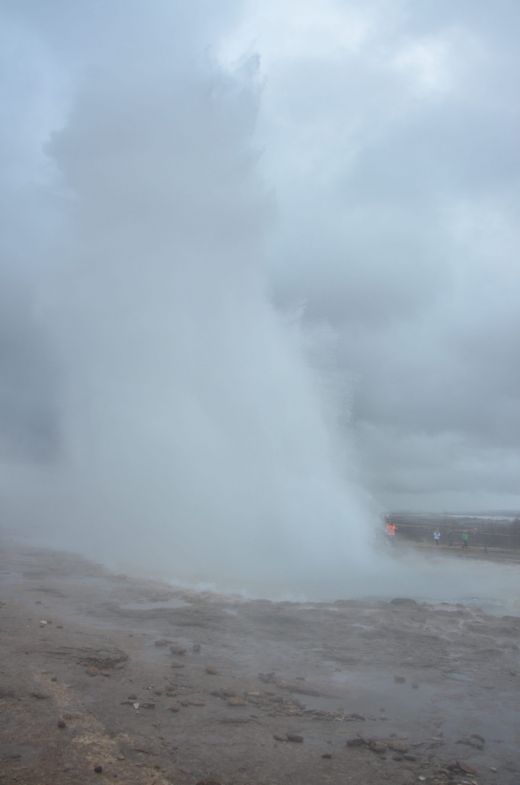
left=1, top=542, right=519, bottom=785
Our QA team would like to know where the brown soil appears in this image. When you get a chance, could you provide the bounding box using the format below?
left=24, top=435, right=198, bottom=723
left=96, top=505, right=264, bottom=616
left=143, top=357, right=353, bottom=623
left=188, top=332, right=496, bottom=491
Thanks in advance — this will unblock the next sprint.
left=1, top=542, right=519, bottom=785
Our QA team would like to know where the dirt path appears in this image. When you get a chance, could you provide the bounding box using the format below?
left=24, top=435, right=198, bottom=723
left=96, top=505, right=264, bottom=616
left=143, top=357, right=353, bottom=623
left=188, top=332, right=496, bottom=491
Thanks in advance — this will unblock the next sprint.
left=1, top=542, right=519, bottom=785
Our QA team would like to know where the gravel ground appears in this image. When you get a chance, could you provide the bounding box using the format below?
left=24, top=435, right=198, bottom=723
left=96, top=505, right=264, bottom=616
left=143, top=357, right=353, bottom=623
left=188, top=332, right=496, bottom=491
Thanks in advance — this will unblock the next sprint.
left=1, top=541, right=519, bottom=785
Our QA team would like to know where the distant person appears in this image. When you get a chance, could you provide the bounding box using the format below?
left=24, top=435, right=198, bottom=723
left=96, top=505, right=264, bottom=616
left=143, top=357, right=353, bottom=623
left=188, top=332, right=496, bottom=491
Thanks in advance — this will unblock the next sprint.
left=461, top=531, right=469, bottom=548
left=433, top=529, right=441, bottom=546
left=386, top=522, right=397, bottom=542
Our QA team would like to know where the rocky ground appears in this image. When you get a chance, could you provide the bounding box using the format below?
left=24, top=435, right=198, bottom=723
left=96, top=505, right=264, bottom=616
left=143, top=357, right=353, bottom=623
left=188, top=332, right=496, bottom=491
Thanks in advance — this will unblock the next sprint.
left=1, top=542, right=519, bottom=785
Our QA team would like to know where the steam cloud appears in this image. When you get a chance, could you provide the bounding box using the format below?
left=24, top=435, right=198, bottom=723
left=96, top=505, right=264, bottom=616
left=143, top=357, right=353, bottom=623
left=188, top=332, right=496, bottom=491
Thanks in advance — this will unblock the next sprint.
left=1, top=1, right=378, bottom=594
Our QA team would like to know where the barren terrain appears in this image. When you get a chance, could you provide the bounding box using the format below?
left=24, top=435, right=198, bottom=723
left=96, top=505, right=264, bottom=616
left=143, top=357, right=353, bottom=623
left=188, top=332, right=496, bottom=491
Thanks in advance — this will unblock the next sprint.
left=1, top=541, right=519, bottom=785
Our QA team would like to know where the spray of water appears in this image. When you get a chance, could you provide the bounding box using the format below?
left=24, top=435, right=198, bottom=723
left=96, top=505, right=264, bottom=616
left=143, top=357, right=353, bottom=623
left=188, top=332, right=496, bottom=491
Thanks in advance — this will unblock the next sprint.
left=0, top=5, right=385, bottom=597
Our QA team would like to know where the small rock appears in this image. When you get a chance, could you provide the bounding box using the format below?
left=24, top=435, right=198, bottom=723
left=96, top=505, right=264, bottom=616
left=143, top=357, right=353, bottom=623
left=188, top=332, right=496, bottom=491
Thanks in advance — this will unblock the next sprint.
left=369, top=741, right=387, bottom=755
left=387, top=740, right=409, bottom=753
left=140, top=702, right=155, bottom=709
left=94, top=765, right=103, bottom=774
left=169, top=705, right=180, bottom=712
left=346, top=737, right=367, bottom=747
left=133, top=702, right=140, bottom=710
left=394, top=675, right=406, bottom=684
left=192, top=643, right=201, bottom=653
left=286, top=733, right=304, bottom=743
left=321, top=753, right=332, bottom=759
left=127, top=693, right=138, bottom=700
left=206, top=666, right=218, bottom=675
left=403, top=754, right=417, bottom=762
left=227, top=697, right=247, bottom=706
left=57, top=719, right=67, bottom=729
left=170, top=645, right=187, bottom=656
left=457, top=733, right=485, bottom=750
left=154, top=639, right=172, bottom=647
left=40, top=619, right=49, bottom=627
left=411, top=682, right=419, bottom=689
left=30, top=692, right=48, bottom=700
left=447, top=761, right=478, bottom=775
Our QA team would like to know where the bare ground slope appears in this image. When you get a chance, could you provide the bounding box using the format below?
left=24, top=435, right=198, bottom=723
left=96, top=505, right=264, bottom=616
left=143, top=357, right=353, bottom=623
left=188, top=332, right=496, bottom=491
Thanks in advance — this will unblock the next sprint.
left=1, top=542, right=519, bottom=785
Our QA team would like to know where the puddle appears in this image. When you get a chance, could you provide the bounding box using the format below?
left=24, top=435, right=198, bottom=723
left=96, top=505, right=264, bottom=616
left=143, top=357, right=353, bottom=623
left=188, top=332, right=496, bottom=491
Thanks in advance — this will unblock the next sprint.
left=118, top=598, right=189, bottom=611
left=299, top=667, right=520, bottom=765
left=300, top=670, right=439, bottom=720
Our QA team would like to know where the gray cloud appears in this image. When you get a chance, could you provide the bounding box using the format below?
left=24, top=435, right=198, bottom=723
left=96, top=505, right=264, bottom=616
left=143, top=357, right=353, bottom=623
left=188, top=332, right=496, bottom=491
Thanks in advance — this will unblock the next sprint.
left=255, top=0, right=520, bottom=510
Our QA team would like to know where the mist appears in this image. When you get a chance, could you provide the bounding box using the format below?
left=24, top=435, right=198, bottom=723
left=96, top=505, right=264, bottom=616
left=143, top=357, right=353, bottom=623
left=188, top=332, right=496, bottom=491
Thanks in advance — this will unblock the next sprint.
left=0, top=1, right=385, bottom=596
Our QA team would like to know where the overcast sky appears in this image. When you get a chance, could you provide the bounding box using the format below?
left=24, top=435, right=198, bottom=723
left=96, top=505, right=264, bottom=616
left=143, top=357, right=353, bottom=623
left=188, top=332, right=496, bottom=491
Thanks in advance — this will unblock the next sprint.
left=2, top=0, right=520, bottom=516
